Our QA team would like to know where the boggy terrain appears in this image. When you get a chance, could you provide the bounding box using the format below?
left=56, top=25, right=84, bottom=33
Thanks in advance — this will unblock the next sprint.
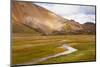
left=12, top=34, right=96, bottom=65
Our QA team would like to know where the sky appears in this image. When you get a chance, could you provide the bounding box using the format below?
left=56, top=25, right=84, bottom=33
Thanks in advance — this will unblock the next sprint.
left=34, top=3, right=95, bottom=24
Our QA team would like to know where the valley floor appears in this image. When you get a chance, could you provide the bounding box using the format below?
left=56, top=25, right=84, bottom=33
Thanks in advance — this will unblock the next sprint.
left=12, top=34, right=96, bottom=65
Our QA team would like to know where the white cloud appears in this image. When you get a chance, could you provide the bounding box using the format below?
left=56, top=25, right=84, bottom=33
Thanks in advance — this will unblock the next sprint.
left=64, top=14, right=95, bottom=24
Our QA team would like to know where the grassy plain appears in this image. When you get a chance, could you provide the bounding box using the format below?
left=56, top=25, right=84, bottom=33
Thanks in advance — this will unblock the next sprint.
left=12, top=34, right=96, bottom=65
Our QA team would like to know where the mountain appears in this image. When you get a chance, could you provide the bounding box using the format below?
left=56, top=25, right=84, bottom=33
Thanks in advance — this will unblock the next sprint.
left=62, top=20, right=83, bottom=34
left=12, top=1, right=66, bottom=35
left=82, top=22, right=96, bottom=34
left=12, top=1, right=95, bottom=35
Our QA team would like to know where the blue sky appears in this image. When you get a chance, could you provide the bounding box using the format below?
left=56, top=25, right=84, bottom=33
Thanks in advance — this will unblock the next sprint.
left=34, top=3, right=95, bottom=24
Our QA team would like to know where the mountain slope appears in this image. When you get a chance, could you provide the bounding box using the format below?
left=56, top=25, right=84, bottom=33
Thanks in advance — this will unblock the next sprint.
left=82, top=22, right=96, bottom=34
left=12, top=1, right=67, bottom=35
left=12, top=18, right=42, bottom=35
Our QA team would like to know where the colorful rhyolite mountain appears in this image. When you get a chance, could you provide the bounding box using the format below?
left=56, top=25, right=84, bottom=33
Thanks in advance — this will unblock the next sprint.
left=12, top=1, right=95, bottom=35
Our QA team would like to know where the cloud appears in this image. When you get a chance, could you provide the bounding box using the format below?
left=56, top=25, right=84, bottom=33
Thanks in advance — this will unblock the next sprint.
left=35, top=3, right=80, bottom=15
left=64, top=14, right=95, bottom=24
left=79, top=6, right=95, bottom=14
left=34, top=3, right=95, bottom=24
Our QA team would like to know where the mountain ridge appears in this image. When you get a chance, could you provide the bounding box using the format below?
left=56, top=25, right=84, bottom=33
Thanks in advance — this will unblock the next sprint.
left=12, top=1, right=95, bottom=35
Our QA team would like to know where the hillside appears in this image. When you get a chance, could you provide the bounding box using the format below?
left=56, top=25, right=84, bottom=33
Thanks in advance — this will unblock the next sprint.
left=12, top=1, right=66, bottom=35
left=12, top=18, right=42, bottom=35
left=82, top=22, right=96, bottom=34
